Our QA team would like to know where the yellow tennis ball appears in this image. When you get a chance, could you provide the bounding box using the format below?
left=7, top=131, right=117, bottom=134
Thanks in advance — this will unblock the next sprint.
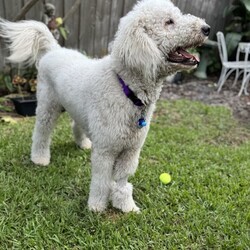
left=159, top=173, right=171, bottom=184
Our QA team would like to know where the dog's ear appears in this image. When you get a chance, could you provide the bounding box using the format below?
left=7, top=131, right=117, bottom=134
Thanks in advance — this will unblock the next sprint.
left=112, top=17, right=162, bottom=80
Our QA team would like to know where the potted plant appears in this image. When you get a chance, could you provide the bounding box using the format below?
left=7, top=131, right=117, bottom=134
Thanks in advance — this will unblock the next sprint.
left=3, top=3, right=70, bottom=117
left=10, top=69, right=38, bottom=116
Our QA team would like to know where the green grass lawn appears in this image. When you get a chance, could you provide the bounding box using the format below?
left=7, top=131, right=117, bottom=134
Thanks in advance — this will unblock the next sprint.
left=0, top=100, right=249, bottom=249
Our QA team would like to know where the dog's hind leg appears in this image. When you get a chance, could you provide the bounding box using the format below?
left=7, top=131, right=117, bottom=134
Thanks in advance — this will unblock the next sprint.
left=111, top=148, right=141, bottom=213
left=88, top=148, right=115, bottom=212
left=31, top=86, right=61, bottom=166
left=72, top=121, right=92, bottom=149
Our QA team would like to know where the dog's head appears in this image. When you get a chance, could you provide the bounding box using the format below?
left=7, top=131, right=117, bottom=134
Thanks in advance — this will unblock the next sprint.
left=111, top=0, right=210, bottom=80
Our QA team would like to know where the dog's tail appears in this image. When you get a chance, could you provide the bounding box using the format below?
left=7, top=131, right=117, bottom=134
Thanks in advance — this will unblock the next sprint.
left=0, top=18, right=60, bottom=66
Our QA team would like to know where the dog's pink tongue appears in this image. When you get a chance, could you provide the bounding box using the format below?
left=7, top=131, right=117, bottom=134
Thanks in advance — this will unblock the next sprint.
left=178, top=48, right=200, bottom=62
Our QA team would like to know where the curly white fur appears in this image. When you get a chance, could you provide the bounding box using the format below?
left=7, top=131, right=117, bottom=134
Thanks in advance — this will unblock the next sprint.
left=0, top=19, right=59, bottom=66
left=0, top=0, right=209, bottom=213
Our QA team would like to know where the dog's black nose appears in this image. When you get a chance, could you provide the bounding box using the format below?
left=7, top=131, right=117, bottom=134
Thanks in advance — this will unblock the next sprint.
left=201, top=25, right=210, bottom=36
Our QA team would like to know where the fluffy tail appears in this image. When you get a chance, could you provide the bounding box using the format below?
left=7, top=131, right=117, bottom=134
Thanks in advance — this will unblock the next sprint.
left=0, top=18, right=60, bottom=66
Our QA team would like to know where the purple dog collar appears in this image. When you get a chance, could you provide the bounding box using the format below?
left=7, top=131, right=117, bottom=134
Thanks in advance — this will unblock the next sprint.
left=117, top=75, right=144, bottom=107
left=117, top=74, right=147, bottom=128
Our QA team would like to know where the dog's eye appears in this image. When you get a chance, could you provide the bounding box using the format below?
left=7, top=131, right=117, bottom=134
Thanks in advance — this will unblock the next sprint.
left=165, top=19, right=174, bottom=25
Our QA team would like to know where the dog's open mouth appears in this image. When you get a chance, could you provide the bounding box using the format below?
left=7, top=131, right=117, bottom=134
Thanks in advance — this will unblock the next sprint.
left=168, top=48, right=199, bottom=65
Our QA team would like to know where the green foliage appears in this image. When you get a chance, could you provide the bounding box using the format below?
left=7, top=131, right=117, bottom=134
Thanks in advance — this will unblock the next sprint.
left=239, top=0, right=250, bottom=12
left=21, top=66, right=37, bottom=80
left=0, top=97, right=13, bottom=112
left=0, top=73, right=14, bottom=93
left=0, top=100, right=249, bottom=249
left=192, top=46, right=221, bottom=75
left=0, top=66, right=38, bottom=96
left=59, top=26, right=69, bottom=40
left=225, top=33, right=242, bottom=58
left=224, top=0, right=250, bottom=56
left=224, top=0, right=250, bottom=25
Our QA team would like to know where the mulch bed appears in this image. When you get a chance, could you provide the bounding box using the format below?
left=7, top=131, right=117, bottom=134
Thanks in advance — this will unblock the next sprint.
left=161, top=76, right=250, bottom=126
left=1, top=76, right=250, bottom=126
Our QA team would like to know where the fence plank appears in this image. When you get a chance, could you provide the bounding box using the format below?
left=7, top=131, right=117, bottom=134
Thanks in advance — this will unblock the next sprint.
left=24, top=0, right=43, bottom=21
left=79, top=0, right=97, bottom=56
left=0, top=1, right=6, bottom=18
left=1, top=0, right=23, bottom=70
left=94, top=0, right=112, bottom=57
left=0, top=1, right=6, bottom=70
left=64, top=0, right=80, bottom=49
left=0, top=40, right=5, bottom=70
left=208, top=0, right=229, bottom=35
left=176, top=0, right=188, bottom=13
left=0, top=0, right=236, bottom=70
left=4, top=0, right=23, bottom=20
left=123, top=0, right=135, bottom=15
left=109, top=0, right=124, bottom=44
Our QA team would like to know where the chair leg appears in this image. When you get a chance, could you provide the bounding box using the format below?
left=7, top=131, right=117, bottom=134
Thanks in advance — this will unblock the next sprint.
left=244, top=87, right=249, bottom=95
left=244, top=79, right=249, bottom=96
left=217, top=67, right=227, bottom=92
left=233, top=69, right=243, bottom=87
left=238, top=72, right=250, bottom=96
left=243, top=71, right=249, bottom=95
left=233, top=69, right=239, bottom=87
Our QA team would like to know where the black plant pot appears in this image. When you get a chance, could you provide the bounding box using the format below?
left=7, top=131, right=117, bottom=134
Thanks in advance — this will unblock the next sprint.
left=11, top=95, right=37, bottom=116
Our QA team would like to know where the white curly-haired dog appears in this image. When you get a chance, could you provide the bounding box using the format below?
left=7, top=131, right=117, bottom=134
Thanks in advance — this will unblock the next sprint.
left=0, top=0, right=210, bottom=213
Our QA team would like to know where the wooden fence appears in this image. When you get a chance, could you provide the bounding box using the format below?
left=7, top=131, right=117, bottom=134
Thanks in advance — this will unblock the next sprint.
left=0, top=0, right=231, bottom=70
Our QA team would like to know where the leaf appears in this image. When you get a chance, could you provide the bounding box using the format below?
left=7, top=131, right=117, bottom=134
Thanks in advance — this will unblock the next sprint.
left=225, top=32, right=242, bottom=57
left=225, top=22, right=242, bottom=33
left=4, top=75, right=14, bottom=92
left=244, top=30, right=250, bottom=36
left=0, top=104, right=12, bottom=112
left=1, top=116, right=17, bottom=124
left=240, top=0, right=250, bottom=12
left=223, top=5, right=239, bottom=18
left=59, top=27, right=68, bottom=40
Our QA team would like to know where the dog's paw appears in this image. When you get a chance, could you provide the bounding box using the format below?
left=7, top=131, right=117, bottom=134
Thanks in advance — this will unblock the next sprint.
left=111, top=183, right=140, bottom=213
left=88, top=201, right=107, bottom=213
left=76, top=138, right=92, bottom=150
left=113, top=197, right=140, bottom=213
left=31, top=155, right=50, bottom=166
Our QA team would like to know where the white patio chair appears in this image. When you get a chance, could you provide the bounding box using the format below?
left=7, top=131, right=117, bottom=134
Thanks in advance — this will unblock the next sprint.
left=217, top=31, right=250, bottom=95
left=234, top=43, right=250, bottom=96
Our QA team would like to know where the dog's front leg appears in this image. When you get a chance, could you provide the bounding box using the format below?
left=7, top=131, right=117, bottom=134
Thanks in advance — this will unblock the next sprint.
left=88, top=148, right=115, bottom=212
left=111, top=149, right=141, bottom=213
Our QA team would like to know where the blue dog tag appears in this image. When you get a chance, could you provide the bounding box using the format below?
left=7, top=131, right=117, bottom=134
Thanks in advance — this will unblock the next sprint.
left=138, top=118, right=147, bottom=128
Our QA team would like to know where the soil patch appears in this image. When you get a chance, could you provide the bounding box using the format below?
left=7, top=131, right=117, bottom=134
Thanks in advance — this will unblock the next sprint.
left=161, top=76, right=250, bottom=127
